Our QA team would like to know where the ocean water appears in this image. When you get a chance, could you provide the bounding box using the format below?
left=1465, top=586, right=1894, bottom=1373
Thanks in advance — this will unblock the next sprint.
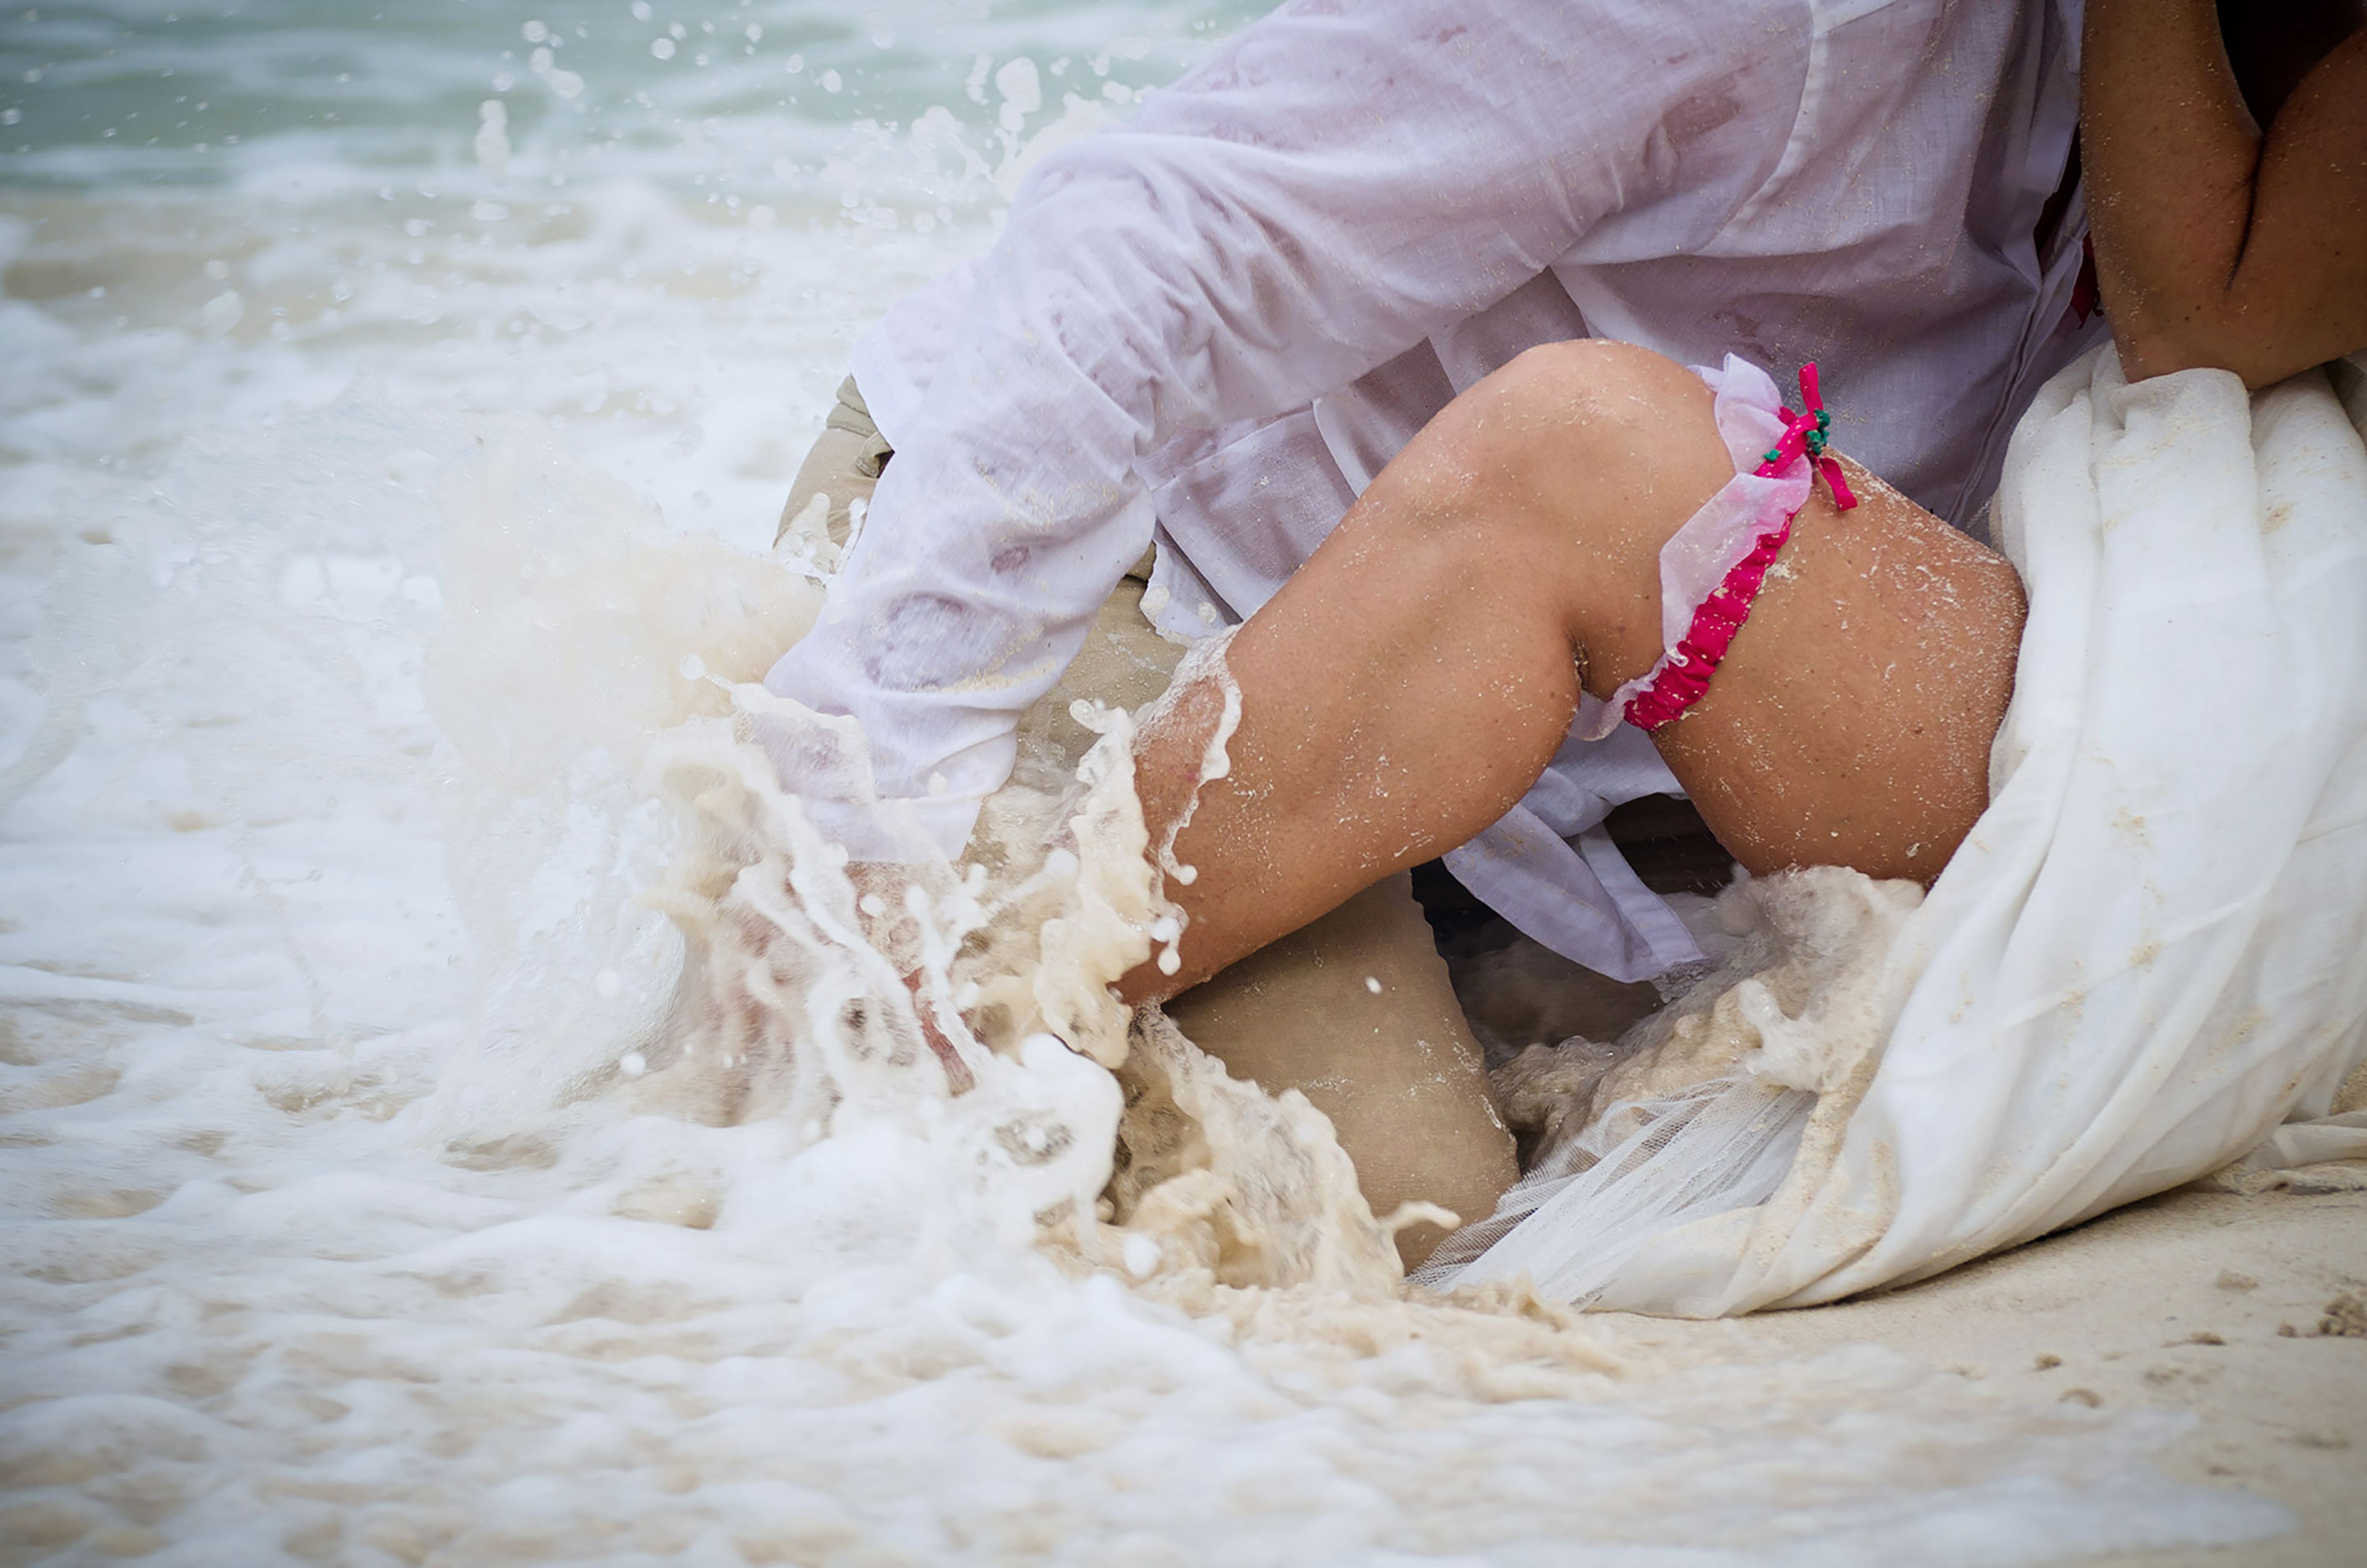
left=0, top=4, right=2294, bottom=1563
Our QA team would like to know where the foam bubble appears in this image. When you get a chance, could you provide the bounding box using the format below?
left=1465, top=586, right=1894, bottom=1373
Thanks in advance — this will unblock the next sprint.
left=473, top=99, right=510, bottom=181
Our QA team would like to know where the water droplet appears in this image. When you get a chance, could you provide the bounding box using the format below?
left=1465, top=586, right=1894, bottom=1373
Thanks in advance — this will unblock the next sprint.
left=1123, top=1234, right=1161, bottom=1278
left=200, top=289, right=244, bottom=335
left=473, top=99, right=510, bottom=180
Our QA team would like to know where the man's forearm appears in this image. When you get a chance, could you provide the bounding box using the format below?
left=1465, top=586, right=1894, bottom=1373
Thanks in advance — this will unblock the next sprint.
left=2085, top=0, right=2367, bottom=385
left=2082, top=0, right=2261, bottom=381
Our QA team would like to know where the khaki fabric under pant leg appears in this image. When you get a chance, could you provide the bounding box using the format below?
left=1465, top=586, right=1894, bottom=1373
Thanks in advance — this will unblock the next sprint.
left=1009, top=578, right=1519, bottom=1272
left=777, top=376, right=894, bottom=551
left=777, top=375, right=1153, bottom=583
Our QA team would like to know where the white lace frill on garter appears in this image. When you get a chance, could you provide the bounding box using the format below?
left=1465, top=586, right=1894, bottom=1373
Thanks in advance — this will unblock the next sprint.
left=1579, top=355, right=1815, bottom=740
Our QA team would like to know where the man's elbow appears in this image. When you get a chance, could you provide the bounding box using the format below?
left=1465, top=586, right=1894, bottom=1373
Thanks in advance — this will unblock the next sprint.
left=2108, top=294, right=2291, bottom=390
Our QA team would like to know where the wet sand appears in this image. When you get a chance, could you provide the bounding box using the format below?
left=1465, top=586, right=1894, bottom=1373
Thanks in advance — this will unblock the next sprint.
left=1714, top=1185, right=2367, bottom=1566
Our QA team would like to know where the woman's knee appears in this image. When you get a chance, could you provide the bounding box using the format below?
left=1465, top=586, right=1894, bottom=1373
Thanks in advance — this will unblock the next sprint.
left=1367, top=339, right=1735, bottom=680
left=1392, top=341, right=1726, bottom=553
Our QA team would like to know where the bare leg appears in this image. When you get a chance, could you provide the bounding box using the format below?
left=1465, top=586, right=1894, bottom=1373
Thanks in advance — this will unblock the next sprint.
left=999, top=579, right=1519, bottom=1266
left=1123, top=339, right=2026, bottom=1003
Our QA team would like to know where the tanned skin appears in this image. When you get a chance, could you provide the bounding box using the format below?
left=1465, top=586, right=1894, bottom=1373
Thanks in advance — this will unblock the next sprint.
left=2085, top=0, right=2367, bottom=386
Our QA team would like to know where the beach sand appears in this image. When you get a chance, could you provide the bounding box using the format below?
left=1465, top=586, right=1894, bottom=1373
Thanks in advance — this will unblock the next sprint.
left=1716, top=1184, right=2367, bottom=1566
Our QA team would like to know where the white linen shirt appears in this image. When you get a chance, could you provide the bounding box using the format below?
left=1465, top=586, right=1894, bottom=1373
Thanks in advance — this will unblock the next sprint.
left=764, top=0, right=2101, bottom=981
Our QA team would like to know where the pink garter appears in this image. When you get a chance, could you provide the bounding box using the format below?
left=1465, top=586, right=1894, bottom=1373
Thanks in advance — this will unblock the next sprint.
left=1582, top=357, right=1859, bottom=738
